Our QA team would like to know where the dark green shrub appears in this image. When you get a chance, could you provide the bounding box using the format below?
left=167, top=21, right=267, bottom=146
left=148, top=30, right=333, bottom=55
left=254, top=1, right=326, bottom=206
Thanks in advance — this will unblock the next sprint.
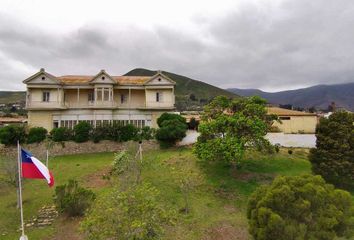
left=27, top=127, right=47, bottom=143
left=309, top=111, right=354, bottom=189
left=137, top=126, right=155, bottom=141
left=90, top=125, right=109, bottom=143
left=0, top=125, right=27, bottom=145
left=73, top=122, right=92, bottom=143
left=54, top=179, right=95, bottom=217
left=50, top=127, right=73, bottom=142
left=157, top=113, right=186, bottom=127
left=247, top=175, right=354, bottom=240
left=120, top=124, right=138, bottom=142
left=188, top=117, right=198, bottom=130
left=156, top=119, right=187, bottom=148
left=274, top=144, right=280, bottom=153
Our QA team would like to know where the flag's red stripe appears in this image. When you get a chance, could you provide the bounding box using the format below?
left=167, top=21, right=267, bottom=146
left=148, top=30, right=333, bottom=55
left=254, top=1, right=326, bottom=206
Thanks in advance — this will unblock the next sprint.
left=22, top=163, right=45, bottom=179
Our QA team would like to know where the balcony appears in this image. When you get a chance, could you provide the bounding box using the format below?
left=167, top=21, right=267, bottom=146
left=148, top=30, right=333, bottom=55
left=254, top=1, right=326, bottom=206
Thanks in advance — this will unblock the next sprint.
left=26, top=101, right=66, bottom=109
left=64, top=101, right=118, bottom=108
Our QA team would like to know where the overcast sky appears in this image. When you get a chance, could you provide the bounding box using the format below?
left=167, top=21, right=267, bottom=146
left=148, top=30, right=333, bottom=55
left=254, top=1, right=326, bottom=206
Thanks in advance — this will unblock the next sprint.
left=1, top=0, right=354, bottom=91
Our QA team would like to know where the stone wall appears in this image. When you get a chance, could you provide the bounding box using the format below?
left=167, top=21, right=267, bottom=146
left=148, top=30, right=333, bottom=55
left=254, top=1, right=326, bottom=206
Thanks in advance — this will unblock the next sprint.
left=0, top=140, right=159, bottom=159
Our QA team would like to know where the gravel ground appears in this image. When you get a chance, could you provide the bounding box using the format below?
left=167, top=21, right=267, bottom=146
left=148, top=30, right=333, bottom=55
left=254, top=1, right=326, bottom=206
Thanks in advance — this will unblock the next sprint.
left=178, top=131, right=316, bottom=148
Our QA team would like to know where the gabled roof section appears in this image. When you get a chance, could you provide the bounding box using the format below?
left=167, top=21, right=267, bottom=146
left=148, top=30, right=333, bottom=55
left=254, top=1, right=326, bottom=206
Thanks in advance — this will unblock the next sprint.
left=89, top=69, right=116, bottom=84
left=144, top=71, right=176, bottom=85
left=23, top=68, right=60, bottom=85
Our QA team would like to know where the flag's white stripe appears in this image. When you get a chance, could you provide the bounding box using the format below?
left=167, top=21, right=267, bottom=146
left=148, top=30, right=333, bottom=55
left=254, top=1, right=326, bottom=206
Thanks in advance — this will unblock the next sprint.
left=30, top=156, right=52, bottom=185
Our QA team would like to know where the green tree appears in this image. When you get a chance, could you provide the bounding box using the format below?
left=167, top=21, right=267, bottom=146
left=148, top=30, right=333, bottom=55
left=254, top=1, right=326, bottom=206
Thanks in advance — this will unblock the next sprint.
left=157, top=112, right=186, bottom=127
left=0, top=124, right=26, bottom=145
left=81, top=183, right=174, bottom=240
left=309, top=111, right=354, bottom=189
left=73, top=121, right=92, bottom=143
left=156, top=119, right=187, bottom=148
left=27, top=127, right=47, bottom=143
left=247, top=174, right=354, bottom=240
left=194, top=96, right=274, bottom=166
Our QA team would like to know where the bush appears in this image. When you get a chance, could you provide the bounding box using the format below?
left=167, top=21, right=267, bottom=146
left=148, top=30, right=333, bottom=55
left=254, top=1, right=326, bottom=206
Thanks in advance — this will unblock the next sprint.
left=54, top=179, right=95, bottom=217
left=50, top=127, right=73, bottom=142
left=188, top=117, right=198, bottom=130
left=27, top=127, right=47, bottom=144
left=137, top=126, right=155, bottom=141
left=0, top=125, right=27, bottom=145
left=73, top=122, right=92, bottom=143
left=309, top=111, right=354, bottom=189
left=111, top=151, right=130, bottom=175
left=157, top=113, right=186, bottom=127
left=274, top=144, right=280, bottom=153
left=156, top=119, right=187, bottom=148
left=119, top=124, right=139, bottom=142
left=81, top=183, right=174, bottom=240
left=247, top=175, right=354, bottom=240
left=288, top=149, right=293, bottom=155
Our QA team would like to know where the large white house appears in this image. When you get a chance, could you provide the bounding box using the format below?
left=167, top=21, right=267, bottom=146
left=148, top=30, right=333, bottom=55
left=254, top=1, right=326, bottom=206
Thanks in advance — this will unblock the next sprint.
left=23, top=68, right=176, bottom=131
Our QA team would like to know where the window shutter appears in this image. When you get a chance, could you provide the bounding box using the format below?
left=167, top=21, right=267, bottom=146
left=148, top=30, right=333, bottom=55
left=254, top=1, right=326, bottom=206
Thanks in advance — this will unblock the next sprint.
left=160, top=92, right=163, bottom=102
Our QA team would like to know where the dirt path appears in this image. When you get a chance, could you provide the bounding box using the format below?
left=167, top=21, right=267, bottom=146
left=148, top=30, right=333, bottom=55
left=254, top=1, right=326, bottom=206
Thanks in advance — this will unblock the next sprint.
left=49, top=217, right=84, bottom=240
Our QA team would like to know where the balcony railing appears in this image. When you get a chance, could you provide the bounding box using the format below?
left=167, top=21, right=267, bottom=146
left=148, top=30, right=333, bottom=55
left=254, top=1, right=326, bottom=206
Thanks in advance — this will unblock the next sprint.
left=26, top=101, right=66, bottom=109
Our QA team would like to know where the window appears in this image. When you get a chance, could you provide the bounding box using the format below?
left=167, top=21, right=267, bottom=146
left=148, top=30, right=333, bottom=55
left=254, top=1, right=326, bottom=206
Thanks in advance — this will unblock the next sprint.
left=121, top=94, right=127, bottom=104
left=279, top=116, right=291, bottom=120
left=104, top=88, right=110, bottom=101
left=42, top=91, right=50, bottom=102
left=156, top=92, right=163, bottom=102
left=88, top=91, right=94, bottom=102
left=97, top=89, right=102, bottom=101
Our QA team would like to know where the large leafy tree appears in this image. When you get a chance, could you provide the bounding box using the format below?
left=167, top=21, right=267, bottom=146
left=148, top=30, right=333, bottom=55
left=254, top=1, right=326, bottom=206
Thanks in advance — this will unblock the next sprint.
left=309, top=111, right=354, bottom=189
left=194, top=96, right=274, bottom=166
left=247, top=175, right=354, bottom=240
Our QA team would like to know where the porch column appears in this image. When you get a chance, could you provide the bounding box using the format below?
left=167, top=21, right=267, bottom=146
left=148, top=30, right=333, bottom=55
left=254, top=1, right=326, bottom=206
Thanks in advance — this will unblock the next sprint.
left=77, top=88, right=80, bottom=106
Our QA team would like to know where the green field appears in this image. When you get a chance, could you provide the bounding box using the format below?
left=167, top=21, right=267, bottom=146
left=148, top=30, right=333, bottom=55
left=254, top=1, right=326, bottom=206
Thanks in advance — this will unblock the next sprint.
left=0, top=147, right=330, bottom=239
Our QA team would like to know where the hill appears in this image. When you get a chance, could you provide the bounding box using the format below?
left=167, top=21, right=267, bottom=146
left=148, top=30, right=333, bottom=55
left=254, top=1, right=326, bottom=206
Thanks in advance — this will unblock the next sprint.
left=228, top=82, right=354, bottom=111
left=0, top=91, right=25, bottom=104
left=124, top=68, right=238, bottom=110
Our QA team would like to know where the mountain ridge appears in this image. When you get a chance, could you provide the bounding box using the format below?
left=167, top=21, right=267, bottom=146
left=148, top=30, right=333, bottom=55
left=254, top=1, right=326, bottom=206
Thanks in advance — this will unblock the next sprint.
left=228, top=82, right=354, bottom=111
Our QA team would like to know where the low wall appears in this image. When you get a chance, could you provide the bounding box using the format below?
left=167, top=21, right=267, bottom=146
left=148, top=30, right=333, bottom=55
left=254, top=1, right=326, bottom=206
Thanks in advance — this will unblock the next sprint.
left=0, top=140, right=159, bottom=159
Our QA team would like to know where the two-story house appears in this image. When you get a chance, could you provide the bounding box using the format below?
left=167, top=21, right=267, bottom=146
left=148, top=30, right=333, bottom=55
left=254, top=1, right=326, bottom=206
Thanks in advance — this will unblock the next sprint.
left=23, top=68, right=176, bottom=131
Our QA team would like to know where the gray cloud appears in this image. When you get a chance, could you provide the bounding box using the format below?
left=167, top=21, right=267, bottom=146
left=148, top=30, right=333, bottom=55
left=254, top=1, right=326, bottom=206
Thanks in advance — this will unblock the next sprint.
left=1, top=0, right=354, bottom=91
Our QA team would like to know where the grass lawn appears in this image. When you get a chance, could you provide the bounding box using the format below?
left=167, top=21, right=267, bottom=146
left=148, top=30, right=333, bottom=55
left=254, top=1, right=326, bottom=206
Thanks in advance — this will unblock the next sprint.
left=0, top=152, right=114, bottom=240
left=1, top=147, right=345, bottom=239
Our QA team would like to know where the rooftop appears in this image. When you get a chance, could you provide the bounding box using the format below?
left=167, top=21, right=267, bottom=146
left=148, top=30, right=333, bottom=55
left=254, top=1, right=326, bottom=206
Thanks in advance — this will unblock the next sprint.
left=267, top=107, right=317, bottom=116
left=58, top=75, right=151, bottom=85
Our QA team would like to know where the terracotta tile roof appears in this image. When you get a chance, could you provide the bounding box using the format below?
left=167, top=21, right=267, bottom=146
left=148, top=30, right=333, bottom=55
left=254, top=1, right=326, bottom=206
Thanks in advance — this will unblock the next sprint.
left=267, top=107, right=317, bottom=116
left=113, top=76, right=151, bottom=85
left=0, top=117, right=27, bottom=123
left=57, top=75, right=151, bottom=85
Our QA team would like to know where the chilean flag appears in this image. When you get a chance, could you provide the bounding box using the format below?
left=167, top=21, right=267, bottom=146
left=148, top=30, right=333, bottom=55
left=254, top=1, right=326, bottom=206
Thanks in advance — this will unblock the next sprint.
left=21, top=149, right=54, bottom=187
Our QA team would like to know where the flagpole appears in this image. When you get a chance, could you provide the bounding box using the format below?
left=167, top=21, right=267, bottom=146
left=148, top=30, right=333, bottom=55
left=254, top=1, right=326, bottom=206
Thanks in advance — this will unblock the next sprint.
left=17, top=141, right=28, bottom=240
left=46, top=149, right=49, bottom=168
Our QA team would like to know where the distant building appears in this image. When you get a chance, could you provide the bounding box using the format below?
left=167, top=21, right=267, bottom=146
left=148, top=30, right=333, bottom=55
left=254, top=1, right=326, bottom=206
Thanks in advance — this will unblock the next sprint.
left=267, top=107, right=318, bottom=134
left=0, top=117, right=26, bottom=127
left=23, top=68, right=176, bottom=131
